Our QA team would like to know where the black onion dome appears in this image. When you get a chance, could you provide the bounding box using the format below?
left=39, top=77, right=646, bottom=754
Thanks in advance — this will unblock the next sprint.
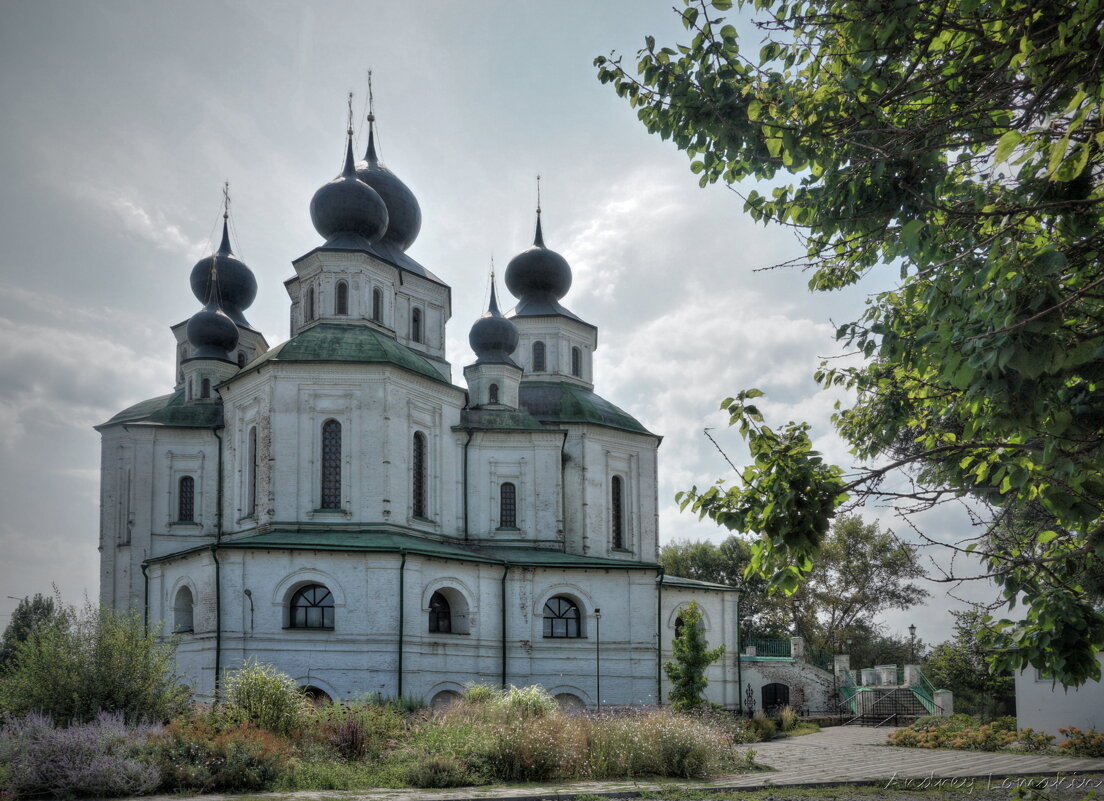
left=186, top=306, right=239, bottom=361
left=189, top=220, right=258, bottom=327
left=469, top=281, right=519, bottom=364
left=504, top=215, right=572, bottom=301
left=356, top=123, right=422, bottom=251
left=310, top=134, right=389, bottom=244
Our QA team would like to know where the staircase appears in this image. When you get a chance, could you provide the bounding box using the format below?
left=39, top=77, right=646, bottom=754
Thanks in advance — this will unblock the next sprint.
left=844, top=687, right=939, bottom=726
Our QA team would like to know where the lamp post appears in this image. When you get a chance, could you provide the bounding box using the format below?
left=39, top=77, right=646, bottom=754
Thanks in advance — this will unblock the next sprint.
left=595, top=608, right=602, bottom=712
left=908, top=623, right=917, bottom=662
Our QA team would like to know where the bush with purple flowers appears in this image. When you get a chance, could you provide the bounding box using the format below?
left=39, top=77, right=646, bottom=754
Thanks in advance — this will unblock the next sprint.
left=0, top=712, right=160, bottom=799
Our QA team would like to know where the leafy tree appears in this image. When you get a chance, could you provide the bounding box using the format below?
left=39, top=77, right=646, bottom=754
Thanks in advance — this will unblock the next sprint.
left=0, top=600, right=189, bottom=724
left=597, top=0, right=1104, bottom=685
left=0, top=592, right=66, bottom=672
left=661, top=516, right=928, bottom=656
left=925, top=610, right=1015, bottom=719
left=664, top=601, right=726, bottom=710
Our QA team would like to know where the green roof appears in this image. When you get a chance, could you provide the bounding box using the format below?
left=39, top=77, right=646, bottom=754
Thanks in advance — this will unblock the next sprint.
left=236, top=323, right=451, bottom=386
left=519, top=381, right=656, bottom=436
left=98, top=390, right=222, bottom=430
left=663, top=574, right=740, bottom=592
left=146, top=529, right=674, bottom=574
left=458, top=408, right=551, bottom=432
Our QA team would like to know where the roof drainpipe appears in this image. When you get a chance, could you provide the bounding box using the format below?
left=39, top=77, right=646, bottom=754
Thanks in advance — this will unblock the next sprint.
left=500, top=564, right=510, bottom=688
left=736, top=592, right=743, bottom=716
left=462, top=430, right=474, bottom=541
left=656, top=567, right=665, bottom=705
left=141, top=563, right=150, bottom=633
left=211, top=544, right=221, bottom=700
left=397, top=550, right=407, bottom=699
left=212, top=427, right=224, bottom=700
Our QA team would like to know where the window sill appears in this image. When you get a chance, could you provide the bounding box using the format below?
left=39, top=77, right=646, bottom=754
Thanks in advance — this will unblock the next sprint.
left=284, top=627, right=335, bottom=632
left=610, top=547, right=634, bottom=555
left=411, top=515, right=437, bottom=525
left=495, top=526, right=520, bottom=532
left=170, top=522, right=201, bottom=530
left=430, top=631, right=470, bottom=636
left=309, top=509, right=350, bottom=520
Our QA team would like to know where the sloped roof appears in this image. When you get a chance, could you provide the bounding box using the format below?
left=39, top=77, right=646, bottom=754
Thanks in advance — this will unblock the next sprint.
left=97, top=390, right=222, bottom=430
left=663, top=574, right=740, bottom=592
left=235, top=322, right=450, bottom=385
left=519, top=381, right=656, bottom=437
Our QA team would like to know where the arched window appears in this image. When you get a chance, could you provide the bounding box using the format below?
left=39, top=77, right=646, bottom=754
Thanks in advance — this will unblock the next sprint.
left=412, top=431, right=427, bottom=517
left=306, top=286, right=315, bottom=321
left=488, top=383, right=499, bottom=404
left=320, top=419, right=341, bottom=509
left=428, top=590, right=451, bottom=633
left=543, top=596, right=581, bottom=638
left=674, top=615, right=685, bottom=640
left=532, top=341, right=546, bottom=372
left=247, top=426, right=258, bottom=516
left=335, top=280, right=349, bottom=315
left=571, top=346, right=582, bottom=378
left=411, top=307, right=423, bottom=343
left=173, top=586, right=194, bottom=632
left=611, top=475, right=624, bottom=549
left=237, top=351, right=246, bottom=368
left=289, top=584, right=334, bottom=629
left=500, top=481, right=517, bottom=528
left=186, top=378, right=192, bottom=401
left=201, top=378, right=211, bottom=398
left=372, top=288, right=383, bottom=322
left=178, top=476, right=195, bottom=523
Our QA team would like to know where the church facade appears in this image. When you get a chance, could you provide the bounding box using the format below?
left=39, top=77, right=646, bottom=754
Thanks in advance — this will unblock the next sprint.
left=96, top=118, right=741, bottom=708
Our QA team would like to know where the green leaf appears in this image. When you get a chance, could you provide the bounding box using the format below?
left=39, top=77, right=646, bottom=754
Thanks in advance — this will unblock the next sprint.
left=994, top=130, right=1022, bottom=163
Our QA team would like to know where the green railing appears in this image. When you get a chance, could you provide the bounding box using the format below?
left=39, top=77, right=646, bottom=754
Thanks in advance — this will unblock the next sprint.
left=911, top=667, right=939, bottom=714
left=745, top=637, right=792, bottom=657
left=838, top=668, right=859, bottom=712
left=808, top=646, right=835, bottom=672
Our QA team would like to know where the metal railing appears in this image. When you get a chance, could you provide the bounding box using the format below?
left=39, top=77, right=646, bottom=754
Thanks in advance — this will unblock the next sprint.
left=745, top=637, right=792, bottom=657
left=911, top=667, right=940, bottom=714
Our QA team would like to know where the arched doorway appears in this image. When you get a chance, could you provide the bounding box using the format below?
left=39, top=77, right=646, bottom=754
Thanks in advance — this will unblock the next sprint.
left=300, top=685, right=333, bottom=706
left=762, top=682, right=790, bottom=713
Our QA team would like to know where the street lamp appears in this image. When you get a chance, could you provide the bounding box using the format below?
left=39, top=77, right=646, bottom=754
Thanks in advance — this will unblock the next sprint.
left=595, top=608, right=602, bottom=712
left=908, top=623, right=917, bottom=662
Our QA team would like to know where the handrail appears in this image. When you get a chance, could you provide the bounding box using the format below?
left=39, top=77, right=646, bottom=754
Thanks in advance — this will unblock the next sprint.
left=875, top=713, right=899, bottom=728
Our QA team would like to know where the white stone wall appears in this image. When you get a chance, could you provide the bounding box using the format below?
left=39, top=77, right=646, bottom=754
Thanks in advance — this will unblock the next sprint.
left=510, top=316, right=597, bottom=388
left=1015, top=655, right=1104, bottom=735
left=150, top=549, right=745, bottom=707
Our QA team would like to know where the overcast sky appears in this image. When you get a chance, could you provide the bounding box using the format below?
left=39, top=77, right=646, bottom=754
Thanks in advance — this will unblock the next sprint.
left=0, top=0, right=990, bottom=645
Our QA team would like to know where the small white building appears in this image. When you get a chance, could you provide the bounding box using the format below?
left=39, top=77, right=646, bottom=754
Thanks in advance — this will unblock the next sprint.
left=97, top=118, right=754, bottom=708
left=1015, top=654, right=1104, bottom=736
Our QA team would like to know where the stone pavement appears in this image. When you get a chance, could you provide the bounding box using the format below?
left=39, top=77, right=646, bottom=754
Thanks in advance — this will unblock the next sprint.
left=722, top=725, right=1104, bottom=788
left=143, top=725, right=1104, bottom=801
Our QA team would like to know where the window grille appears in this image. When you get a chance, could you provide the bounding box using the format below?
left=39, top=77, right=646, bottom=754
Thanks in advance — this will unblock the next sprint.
left=335, top=281, right=349, bottom=315
left=321, top=420, right=341, bottom=509
left=290, top=584, right=334, bottom=629
left=178, top=476, right=194, bottom=522
left=611, top=475, right=624, bottom=548
left=412, top=432, right=427, bottom=517
left=500, top=482, right=517, bottom=527
left=532, top=341, right=546, bottom=371
left=543, top=596, right=581, bottom=638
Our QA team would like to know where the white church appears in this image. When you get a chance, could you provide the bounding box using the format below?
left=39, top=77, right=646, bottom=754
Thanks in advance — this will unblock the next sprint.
left=96, top=114, right=747, bottom=709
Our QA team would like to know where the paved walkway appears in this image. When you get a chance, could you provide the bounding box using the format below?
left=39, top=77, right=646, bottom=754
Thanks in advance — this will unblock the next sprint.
left=723, top=725, right=1104, bottom=788
left=145, top=726, right=1104, bottom=801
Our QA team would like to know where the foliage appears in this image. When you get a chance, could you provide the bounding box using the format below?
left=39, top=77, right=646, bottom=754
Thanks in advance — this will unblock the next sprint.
left=924, top=609, right=1015, bottom=718
left=0, top=600, right=188, bottom=725
left=597, top=0, right=1104, bottom=685
left=496, top=684, right=559, bottom=719
left=776, top=704, right=797, bottom=732
left=0, top=593, right=67, bottom=674
left=220, top=660, right=309, bottom=737
left=140, top=717, right=292, bottom=793
left=664, top=601, right=726, bottom=710
left=0, top=712, right=160, bottom=799
left=307, top=699, right=405, bottom=760
left=1057, top=726, right=1104, bottom=757
left=461, top=682, right=497, bottom=704
left=886, top=714, right=1056, bottom=752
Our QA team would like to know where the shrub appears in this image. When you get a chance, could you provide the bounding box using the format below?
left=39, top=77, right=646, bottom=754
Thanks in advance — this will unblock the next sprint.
left=403, top=753, right=475, bottom=787
left=0, top=712, right=160, bottom=799
left=0, top=601, right=189, bottom=725
left=1017, top=728, right=1056, bottom=752
left=140, top=718, right=292, bottom=792
left=777, top=704, right=797, bottom=732
left=749, top=711, right=777, bottom=741
left=1058, top=726, right=1104, bottom=758
left=461, top=682, right=497, bottom=704
left=308, top=700, right=405, bottom=760
left=496, top=684, right=558, bottom=719
left=221, top=660, right=309, bottom=737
